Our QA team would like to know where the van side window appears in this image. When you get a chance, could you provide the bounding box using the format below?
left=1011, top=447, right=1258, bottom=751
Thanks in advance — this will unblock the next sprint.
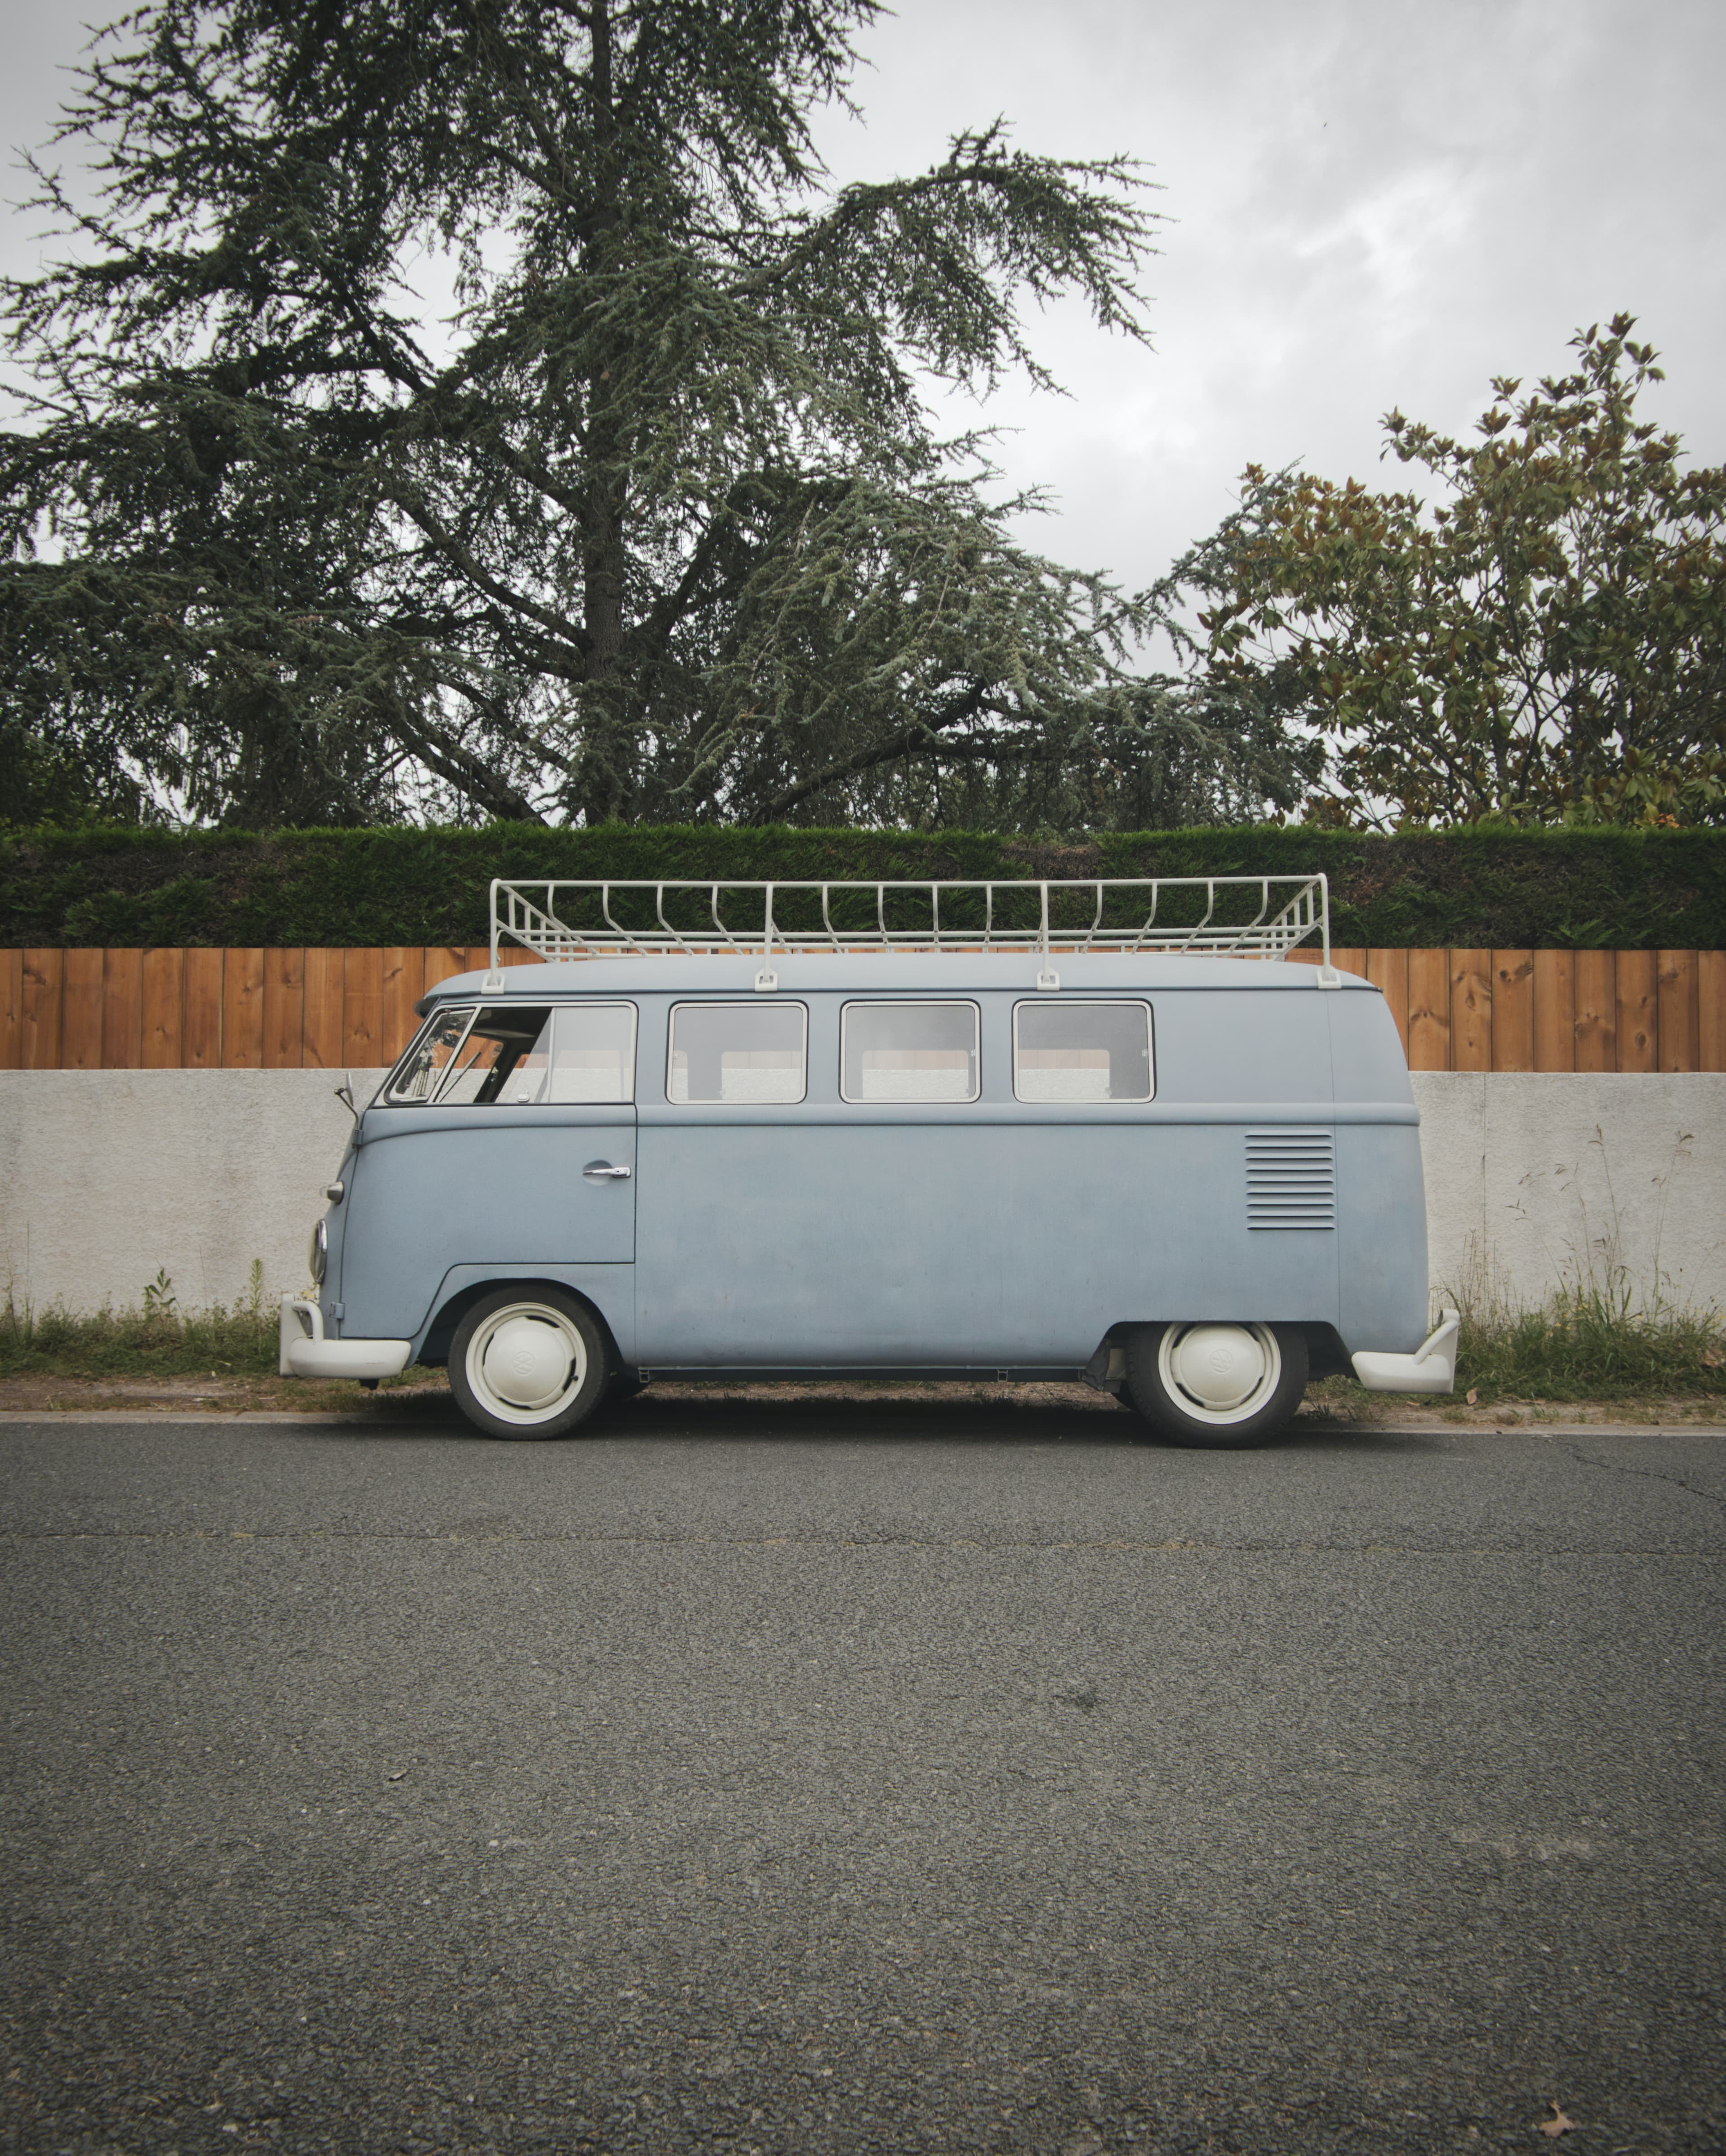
left=668, top=1002, right=808, bottom=1104
left=497, top=1004, right=637, bottom=1105
left=1013, top=1001, right=1154, bottom=1102
left=436, top=1007, right=555, bottom=1105
left=841, top=1002, right=979, bottom=1102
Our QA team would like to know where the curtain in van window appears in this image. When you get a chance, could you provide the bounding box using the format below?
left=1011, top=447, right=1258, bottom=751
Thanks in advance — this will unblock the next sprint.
left=668, top=1002, right=807, bottom=1103
left=1013, top=1001, right=1153, bottom=1102
left=841, top=1002, right=979, bottom=1101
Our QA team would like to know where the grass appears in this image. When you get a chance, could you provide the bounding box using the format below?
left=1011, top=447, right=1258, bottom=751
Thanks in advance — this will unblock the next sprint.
left=0, top=1264, right=279, bottom=1381
left=1433, top=1173, right=1726, bottom=1404
left=1451, top=1279, right=1725, bottom=1403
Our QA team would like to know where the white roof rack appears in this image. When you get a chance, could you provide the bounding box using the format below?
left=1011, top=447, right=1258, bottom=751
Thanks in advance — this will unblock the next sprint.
left=485, top=874, right=1338, bottom=993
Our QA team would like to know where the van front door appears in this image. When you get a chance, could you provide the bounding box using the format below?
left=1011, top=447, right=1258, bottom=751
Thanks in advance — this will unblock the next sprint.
left=339, top=1002, right=638, bottom=1341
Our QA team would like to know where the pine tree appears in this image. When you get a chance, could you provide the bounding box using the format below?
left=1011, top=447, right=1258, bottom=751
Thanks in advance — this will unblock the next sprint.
left=2, top=0, right=1312, bottom=829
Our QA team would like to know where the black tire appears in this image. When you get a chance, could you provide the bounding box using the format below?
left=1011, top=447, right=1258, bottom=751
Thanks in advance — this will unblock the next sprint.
left=1125, top=1321, right=1308, bottom=1449
left=447, top=1286, right=608, bottom=1440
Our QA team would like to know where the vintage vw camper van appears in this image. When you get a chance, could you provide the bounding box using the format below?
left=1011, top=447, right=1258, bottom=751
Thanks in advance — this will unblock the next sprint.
left=280, top=877, right=1458, bottom=1445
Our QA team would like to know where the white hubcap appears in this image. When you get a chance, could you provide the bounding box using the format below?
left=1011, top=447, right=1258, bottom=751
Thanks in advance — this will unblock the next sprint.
left=1160, top=1323, right=1280, bottom=1425
left=468, top=1304, right=586, bottom=1422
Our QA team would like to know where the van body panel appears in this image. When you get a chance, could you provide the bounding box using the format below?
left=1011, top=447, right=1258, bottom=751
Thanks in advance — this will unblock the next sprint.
left=1335, top=1122, right=1431, bottom=1355
left=339, top=1107, right=635, bottom=1341
left=1326, top=988, right=1419, bottom=1108
left=633, top=1116, right=1343, bottom=1367
left=1154, top=988, right=1334, bottom=1107
left=308, top=949, right=1434, bottom=1384
left=416, top=1262, right=636, bottom=1363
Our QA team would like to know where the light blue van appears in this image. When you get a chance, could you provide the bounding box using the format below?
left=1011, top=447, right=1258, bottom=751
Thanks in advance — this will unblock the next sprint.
left=280, top=877, right=1459, bottom=1445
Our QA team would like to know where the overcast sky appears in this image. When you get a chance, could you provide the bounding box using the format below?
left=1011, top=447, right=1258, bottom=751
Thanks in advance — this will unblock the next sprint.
left=4, top=0, right=1722, bottom=604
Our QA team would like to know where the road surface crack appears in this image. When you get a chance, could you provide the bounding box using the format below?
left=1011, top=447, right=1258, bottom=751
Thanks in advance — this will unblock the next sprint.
left=1561, top=1441, right=1726, bottom=1515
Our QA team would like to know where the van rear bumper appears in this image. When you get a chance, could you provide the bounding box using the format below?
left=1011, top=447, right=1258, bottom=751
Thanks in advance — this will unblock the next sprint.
left=1351, top=1310, right=1460, bottom=1394
left=279, top=1297, right=412, bottom=1381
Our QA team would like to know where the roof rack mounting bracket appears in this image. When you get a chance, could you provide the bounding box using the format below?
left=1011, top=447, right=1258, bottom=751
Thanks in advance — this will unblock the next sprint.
left=1036, top=966, right=1060, bottom=993
left=754, top=966, right=778, bottom=993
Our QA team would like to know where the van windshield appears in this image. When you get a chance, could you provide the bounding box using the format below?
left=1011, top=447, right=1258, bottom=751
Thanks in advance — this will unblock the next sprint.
left=386, top=1006, right=478, bottom=1102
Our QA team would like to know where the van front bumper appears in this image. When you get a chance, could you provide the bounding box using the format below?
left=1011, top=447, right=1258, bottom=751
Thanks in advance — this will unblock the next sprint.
left=1351, top=1309, right=1460, bottom=1394
left=279, top=1298, right=412, bottom=1381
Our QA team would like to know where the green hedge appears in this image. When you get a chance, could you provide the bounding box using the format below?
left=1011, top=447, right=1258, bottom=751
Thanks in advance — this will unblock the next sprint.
left=3, top=824, right=1724, bottom=948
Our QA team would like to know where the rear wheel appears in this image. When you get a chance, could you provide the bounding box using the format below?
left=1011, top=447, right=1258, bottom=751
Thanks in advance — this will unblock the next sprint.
left=448, top=1287, right=607, bottom=1440
left=1125, top=1321, right=1308, bottom=1449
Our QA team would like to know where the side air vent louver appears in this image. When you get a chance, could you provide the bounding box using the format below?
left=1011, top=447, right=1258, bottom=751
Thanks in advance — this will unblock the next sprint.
left=1246, top=1129, right=1336, bottom=1231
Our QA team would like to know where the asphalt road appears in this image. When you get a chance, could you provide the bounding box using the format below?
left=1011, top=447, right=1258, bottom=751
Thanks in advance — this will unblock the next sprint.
left=2, top=1396, right=1723, bottom=2156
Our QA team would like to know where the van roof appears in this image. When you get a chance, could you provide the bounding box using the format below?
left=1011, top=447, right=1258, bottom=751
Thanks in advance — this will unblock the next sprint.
left=416, top=949, right=1376, bottom=1011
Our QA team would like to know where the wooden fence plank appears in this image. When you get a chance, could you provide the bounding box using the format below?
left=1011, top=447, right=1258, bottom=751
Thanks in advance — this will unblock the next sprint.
left=1491, top=950, right=1535, bottom=1071
left=182, top=949, right=223, bottom=1068
left=140, top=949, right=184, bottom=1069
left=1532, top=950, right=1575, bottom=1072
left=423, top=947, right=467, bottom=994
left=1615, top=949, right=1658, bottom=1073
left=223, top=948, right=266, bottom=1068
left=1573, top=950, right=1615, bottom=1073
left=0, top=950, right=20, bottom=1069
left=263, top=949, right=304, bottom=1069
left=343, top=946, right=386, bottom=1066
left=1656, top=949, right=1699, bottom=1072
left=1366, top=948, right=1410, bottom=1058
left=62, top=949, right=105, bottom=1070
left=302, top=949, right=344, bottom=1069
left=382, top=947, right=425, bottom=1063
left=20, top=944, right=1726, bottom=1071
left=20, top=949, right=62, bottom=1069
left=1407, top=949, right=1451, bottom=1070
left=1701, top=951, right=1726, bottom=1072
left=102, top=949, right=143, bottom=1069
left=1450, top=950, right=1492, bottom=1073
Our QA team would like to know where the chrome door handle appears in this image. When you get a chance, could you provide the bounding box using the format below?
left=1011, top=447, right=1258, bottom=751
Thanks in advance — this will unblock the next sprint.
left=583, top=1161, right=632, bottom=1180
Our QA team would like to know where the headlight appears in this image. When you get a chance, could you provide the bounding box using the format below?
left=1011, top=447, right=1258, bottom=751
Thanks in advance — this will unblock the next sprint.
left=309, top=1218, right=328, bottom=1284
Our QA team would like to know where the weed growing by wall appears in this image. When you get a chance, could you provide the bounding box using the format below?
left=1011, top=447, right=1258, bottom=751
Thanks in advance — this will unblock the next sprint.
left=0, top=1262, right=278, bottom=1379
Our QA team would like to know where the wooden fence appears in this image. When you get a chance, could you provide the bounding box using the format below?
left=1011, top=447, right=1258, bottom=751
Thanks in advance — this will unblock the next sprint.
left=2, top=946, right=1725, bottom=1074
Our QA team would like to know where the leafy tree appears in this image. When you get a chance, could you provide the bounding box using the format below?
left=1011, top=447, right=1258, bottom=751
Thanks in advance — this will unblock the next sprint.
left=0, top=0, right=1314, bottom=831
left=1194, top=317, right=1726, bottom=828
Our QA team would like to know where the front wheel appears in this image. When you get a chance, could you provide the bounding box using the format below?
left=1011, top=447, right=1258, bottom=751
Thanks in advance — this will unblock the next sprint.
left=1125, top=1321, right=1308, bottom=1449
left=448, top=1287, right=608, bottom=1440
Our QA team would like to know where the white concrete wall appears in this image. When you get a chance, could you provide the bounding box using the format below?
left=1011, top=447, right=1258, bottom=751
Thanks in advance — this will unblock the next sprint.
left=1411, top=1073, right=1726, bottom=1319
left=3, top=1069, right=1724, bottom=1321
left=0, top=1069, right=386, bottom=1317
